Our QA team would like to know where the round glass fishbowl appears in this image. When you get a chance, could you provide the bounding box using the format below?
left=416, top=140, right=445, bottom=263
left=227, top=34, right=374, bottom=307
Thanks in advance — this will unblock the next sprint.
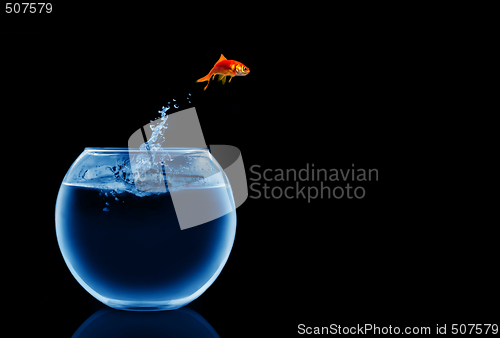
left=56, top=147, right=237, bottom=311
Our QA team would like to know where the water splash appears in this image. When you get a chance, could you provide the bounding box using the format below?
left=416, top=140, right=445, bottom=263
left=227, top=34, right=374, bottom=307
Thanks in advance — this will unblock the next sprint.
left=77, top=92, right=196, bottom=209
left=142, top=93, right=192, bottom=151
left=141, top=105, right=170, bottom=151
left=131, top=93, right=193, bottom=189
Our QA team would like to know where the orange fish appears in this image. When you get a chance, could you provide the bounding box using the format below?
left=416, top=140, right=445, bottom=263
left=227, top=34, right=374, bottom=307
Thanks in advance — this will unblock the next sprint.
left=196, top=54, right=250, bottom=90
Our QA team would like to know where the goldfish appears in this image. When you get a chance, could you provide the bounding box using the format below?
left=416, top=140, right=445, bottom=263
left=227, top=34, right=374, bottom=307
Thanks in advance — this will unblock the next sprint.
left=196, top=54, right=250, bottom=90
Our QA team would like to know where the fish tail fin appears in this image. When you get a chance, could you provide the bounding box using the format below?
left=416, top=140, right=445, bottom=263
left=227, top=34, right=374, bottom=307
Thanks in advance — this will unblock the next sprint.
left=196, top=72, right=212, bottom=83
left=198, top=54, right=227, bottom=89
left=200, top=72, right=214, bottom=90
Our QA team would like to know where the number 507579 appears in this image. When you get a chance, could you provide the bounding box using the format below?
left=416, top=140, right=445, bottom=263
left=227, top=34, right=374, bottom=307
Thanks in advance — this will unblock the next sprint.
left=451, top=324, right=498, bottom=335
left=5, top=3, right=52, bottom=13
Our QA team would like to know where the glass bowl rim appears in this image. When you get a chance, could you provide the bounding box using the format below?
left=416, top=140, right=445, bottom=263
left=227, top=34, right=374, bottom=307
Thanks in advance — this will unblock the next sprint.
left=84, top=147, right=209, bottom=153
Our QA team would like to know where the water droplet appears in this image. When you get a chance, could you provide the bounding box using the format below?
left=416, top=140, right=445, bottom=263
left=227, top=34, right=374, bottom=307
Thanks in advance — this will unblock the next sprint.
left=174, top=104, right=179, bottom=108
left=103, top=207, right=109, bottom=212
left=115, top=197, right=119, bottom=201
left=172, top=99, right=176, bottom=101
left=188, top=93, right=191, bottom=96
left=105, top=202, right=109, bottom=206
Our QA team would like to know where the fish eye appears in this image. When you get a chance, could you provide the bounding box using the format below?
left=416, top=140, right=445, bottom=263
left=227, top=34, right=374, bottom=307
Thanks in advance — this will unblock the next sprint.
left=243, top=67, right=247, bottom=71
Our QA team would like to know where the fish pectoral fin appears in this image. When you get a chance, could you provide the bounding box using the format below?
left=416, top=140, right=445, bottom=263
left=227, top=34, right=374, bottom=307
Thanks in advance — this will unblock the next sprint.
left=217, top=75, right=224, bottom=82
left=221, top=76, right=227, bottom=85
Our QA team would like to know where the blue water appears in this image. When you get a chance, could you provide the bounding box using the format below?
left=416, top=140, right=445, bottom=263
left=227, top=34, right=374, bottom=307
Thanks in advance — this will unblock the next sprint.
left=56, top=184, right=236, bottom=309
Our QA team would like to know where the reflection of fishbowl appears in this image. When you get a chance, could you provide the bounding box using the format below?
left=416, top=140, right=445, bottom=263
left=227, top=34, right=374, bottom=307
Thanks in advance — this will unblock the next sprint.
left=72, top=307, right=220, bottom=338
left=56, top=147, right=236, bottom=311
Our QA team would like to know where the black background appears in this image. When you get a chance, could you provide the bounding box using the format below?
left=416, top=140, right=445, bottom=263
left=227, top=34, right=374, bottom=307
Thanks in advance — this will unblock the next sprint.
left=2, top=5, right=496, bottom=337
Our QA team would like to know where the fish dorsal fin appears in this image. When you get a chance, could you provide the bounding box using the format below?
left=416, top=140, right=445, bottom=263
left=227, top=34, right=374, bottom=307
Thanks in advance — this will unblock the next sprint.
left=215, top=54, right=227, bottom=64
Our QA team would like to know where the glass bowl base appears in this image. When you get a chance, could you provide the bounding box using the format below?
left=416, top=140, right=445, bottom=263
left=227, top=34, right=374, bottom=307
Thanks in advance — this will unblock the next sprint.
left=104, top=299, right=188, bottom=311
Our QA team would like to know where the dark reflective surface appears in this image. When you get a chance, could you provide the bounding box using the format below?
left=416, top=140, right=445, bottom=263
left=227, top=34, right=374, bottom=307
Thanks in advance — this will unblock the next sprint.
left=72, top=307, right=220, bottom=338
